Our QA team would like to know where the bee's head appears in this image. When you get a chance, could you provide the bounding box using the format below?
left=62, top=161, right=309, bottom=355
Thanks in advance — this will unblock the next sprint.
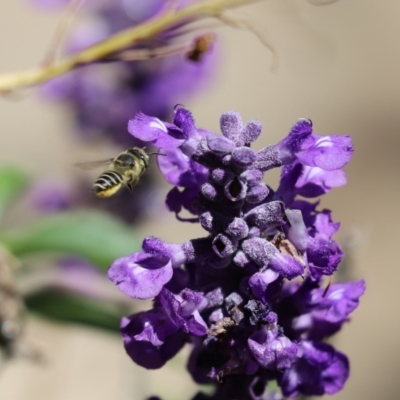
left=115, top=153, right=135, bottom=167
left=128, top=147, right=150, bottom=168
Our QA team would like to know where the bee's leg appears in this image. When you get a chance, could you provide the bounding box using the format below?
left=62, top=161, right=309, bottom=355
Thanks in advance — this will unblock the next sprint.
left=127, top=182, right=134, bottom=194
left=126, top=175, right=139, bottom=194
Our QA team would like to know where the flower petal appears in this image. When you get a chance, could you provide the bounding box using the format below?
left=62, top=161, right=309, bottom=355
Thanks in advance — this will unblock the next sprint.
left=108, top=251, right=173, bottom=299
left=121, top=311, right=185, bottom=369
left=297, top=135, right=353, bottom=170
left=128, top=113, right=184, bottom=148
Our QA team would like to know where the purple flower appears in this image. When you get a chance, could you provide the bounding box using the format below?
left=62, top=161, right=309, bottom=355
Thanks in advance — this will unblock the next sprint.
left=49, top=257, right=111, bottom=300
left=28, top=173, right=164, bottom=224
left=275, top=130, right=353, bottom=205
left=279, top=341, right=349, bottom=397
left=28, top=178, right=75, bottom=213
left=309, top=280, right=365, bottom=324
left=108, top=251, right=173, bottom=300
left=109, top=108, right=363, bottom=399
left=297, top=134, right=353, bottom=170
left=278, top=161, right=348, bottom=203
left=128, top=114, right=185, bottom=149
left=128, top=108, right=209, bottom=216
left=285, top=207, right=344, bottom=279
left=278, top=278, right=366, bottom=341
left=248, top=324, right=301, bottom=370
left=121, top=308, right=186, bottom=369
left=159, top=288, right=208, bottom=336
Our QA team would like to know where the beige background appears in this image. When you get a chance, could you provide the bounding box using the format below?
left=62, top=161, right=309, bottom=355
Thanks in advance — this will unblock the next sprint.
left=1, top=0, right=399, bottom=399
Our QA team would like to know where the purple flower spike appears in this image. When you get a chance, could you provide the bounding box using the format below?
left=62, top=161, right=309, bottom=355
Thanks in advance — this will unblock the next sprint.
left=108, top=251, right=173, bottom=300
left=109, top=109, right=363, bottom=399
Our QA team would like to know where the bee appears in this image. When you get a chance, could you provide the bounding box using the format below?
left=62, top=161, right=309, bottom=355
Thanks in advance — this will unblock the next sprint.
left=76, top=147, right=162, bottom=197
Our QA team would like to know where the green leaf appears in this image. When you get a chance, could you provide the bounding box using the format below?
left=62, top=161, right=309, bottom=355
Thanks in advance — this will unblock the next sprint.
left=25, top=289, right=123, bottom=332
left=1, top=211, right=140, bottom=271
left=0, top=167, right=29, bottom=221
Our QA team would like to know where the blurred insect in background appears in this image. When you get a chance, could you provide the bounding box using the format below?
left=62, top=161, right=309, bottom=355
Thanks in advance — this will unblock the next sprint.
left=186, top=33, right=216, bottom=63
left=0, top=245, right=24, bottom=362
left=76, top=147, right=164, bottom=197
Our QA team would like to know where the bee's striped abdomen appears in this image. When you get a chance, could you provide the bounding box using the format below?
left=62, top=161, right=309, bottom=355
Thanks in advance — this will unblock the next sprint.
left=92, top=170, right=123, bottom=197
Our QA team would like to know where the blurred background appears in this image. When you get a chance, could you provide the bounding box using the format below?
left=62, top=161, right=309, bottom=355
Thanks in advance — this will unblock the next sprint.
left=0, top=0, right=397, bottom=399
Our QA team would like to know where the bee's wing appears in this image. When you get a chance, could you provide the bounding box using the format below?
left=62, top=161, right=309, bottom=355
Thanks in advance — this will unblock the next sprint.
left=74, top=159, right=114, bottom=170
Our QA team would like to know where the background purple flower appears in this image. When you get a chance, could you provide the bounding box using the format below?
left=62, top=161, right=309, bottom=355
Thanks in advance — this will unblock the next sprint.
left=37, top=0, right=216, bottom=145
left=27, top=174, right=163, bottom=223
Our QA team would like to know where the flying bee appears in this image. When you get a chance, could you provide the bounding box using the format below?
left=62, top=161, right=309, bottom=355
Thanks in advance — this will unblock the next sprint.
left=76, top=147, right=162, bottom=197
